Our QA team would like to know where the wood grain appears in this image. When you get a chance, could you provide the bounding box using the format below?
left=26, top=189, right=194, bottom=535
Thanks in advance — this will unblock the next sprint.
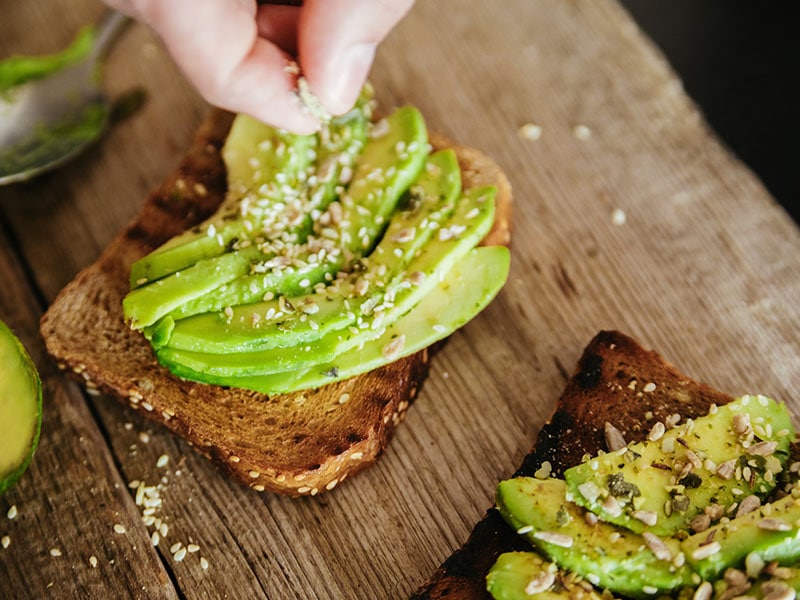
left=1, top=0, right=798, bottom=598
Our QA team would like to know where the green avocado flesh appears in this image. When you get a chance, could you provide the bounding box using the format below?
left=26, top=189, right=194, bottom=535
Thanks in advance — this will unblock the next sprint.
left=496, top=478, right=693, bottom=597
left=490, top=397, right=800, bottom=600
left=564, top=396, right=793, bottom=537
left=124, top=90, right=510, bottom=395
left=487, top=552, right=606, bottom=600
left=158, top=245, right=509, bottom=394
left=124, top=103, right=429, bottom=329
left=0, top=320, right=42, bottom=495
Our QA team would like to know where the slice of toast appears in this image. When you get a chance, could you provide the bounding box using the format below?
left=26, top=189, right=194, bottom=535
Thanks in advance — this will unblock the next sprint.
left=411, top=330, right=737, bottom=599
left=39, top=109, right=512, bottom=496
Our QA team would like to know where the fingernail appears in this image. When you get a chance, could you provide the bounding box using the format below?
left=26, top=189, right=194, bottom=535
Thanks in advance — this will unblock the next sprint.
left=316, top=42, right=376, bottom=115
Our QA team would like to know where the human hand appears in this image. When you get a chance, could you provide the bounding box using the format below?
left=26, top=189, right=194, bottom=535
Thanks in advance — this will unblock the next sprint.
left=106, top=0, right=415, bottom=133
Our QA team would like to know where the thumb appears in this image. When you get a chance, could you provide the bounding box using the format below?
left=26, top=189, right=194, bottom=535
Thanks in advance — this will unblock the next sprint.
left=298, top=0, right=415, bottom=115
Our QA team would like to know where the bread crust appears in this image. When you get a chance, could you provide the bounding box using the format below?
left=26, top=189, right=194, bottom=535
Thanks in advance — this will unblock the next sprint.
left=411, top=330, right=735, bottom=599
left=39, top=109, right=512, bottom=496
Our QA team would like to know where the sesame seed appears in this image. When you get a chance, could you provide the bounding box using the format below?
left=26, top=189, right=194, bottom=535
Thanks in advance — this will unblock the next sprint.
left=89, top=555, right=98, bottom=568
left=517, top=525, right=534, bottom=535
left=187, top=544, right=200, bottom=553
left=642, top=382, right=656, bottom=393
left=249, top=471, right=260, bottom=479
left=174, top=547, right=187, bottom=562
left=7, top=505, right=17, bottom=520
left=151, top=532, right=160, bottom=547
left=200, top=557, right=209, bottom=570
left=156, top=455, right=169, bottom=468
left=113, top=524, right=127, bottom=534
left=691, top=541, right=721, bottom=560
left=611, top=208, right=626, bottom=226
left=518, top=123, right=543, bottom=141
left=573, top=124, right=592, bottom=140
left=642, top=586, right=658, bottom=595
left=170, top=542, right=182, bottom=553
left=647, top=421, right=666, bottom=442
left=50, top=548, right=62, bottom=557
left=532, top=531, right=573, bottom=548
left=693, top=581, right=712, bottom=600
left=1, top=536, right=9, bottom=549
left=350, top=452, right=364, bottom=461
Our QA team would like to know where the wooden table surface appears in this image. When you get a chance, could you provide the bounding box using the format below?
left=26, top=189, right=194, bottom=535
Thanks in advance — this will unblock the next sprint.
left=1, top=1, right=799, bottom=598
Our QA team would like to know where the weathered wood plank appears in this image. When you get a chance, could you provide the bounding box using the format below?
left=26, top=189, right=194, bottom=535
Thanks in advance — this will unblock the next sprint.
left=1, top=0, right=798, bottom=598
left=0, top=224, right=177, bottom=598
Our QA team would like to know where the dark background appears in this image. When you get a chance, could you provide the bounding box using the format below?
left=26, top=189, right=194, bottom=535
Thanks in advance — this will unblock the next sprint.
left=621, top=1, right=798, bottom=225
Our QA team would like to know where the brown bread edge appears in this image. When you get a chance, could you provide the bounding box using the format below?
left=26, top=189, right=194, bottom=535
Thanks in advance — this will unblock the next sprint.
left=39, top=109, right=512, bottom=497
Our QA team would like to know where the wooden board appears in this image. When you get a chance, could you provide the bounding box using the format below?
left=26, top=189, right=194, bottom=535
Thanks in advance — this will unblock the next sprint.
left=1, top=0, right=798, bottom=597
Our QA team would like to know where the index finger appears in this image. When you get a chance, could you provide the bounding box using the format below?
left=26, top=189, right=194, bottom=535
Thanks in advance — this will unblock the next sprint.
left=298, top=0, right=415, bottom=115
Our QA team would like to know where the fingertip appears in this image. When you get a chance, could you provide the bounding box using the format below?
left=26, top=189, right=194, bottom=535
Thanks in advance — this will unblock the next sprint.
left=238, top=94, right=322, bottom=135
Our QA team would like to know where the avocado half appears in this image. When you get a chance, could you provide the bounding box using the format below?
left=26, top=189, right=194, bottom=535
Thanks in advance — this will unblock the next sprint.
left=0, top=319, right=42, bottom=494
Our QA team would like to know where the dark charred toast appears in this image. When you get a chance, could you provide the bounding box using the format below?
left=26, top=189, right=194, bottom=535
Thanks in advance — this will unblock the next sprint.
left=411, top=330, right=737, bottom=599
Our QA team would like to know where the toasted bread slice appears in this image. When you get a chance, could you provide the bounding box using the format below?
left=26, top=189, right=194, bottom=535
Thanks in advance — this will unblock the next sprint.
left=39, top=109, right=512, bottom=497
left=411, top=330, right=737, bottom=599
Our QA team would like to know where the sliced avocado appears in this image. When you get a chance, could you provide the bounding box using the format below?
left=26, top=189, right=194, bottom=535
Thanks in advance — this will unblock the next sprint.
left=125, top=105, right=429, bottom=329
left=153, top=184, right=495, bottom=376
left=130, top=91, right=372, bottom=288
left=564, top=397, right=794, bottom=537
left=158, top=149, right=463, bottom=354
left=487, top=552, right=610, bottom=600
left=158, top=244, right=510, bottom=394
left=164, top=105, right=429, bottom=322
left=129, top=127, right=317, bottom=287
left=123, top=246, right=259, bottom=329
left=496, top=477, right=694, bottom=598
left=682, top=486, right=800, bottom=581
left=0, top=320, right=42, bottom=494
